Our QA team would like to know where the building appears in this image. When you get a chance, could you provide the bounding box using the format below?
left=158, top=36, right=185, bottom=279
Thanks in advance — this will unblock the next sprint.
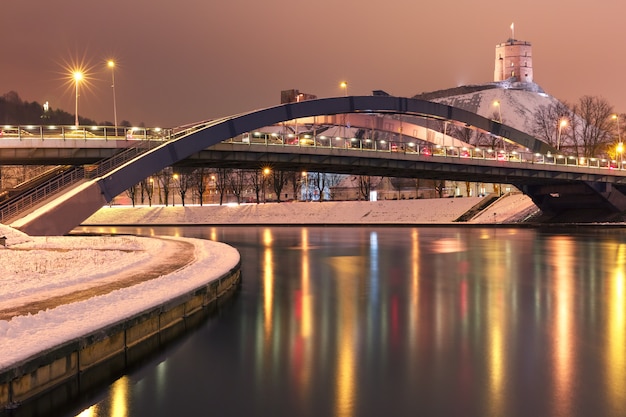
left=494, top=37, right=533, bottom=83
left=280, top=89, right=317, bottom=104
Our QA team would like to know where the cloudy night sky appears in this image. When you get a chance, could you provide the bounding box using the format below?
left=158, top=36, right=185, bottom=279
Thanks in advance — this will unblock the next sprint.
left=2, top=0, right=624, bottom=128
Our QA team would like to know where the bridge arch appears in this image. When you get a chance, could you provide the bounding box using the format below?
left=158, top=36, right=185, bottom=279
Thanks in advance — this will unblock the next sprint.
left=13, top=95, right=556, bottom=235
left=99, top=96, right=554, bottom=202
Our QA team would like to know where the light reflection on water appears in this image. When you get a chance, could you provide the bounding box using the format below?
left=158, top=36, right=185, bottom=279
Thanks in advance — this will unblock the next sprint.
left=65, top=225, right=626, bottom=417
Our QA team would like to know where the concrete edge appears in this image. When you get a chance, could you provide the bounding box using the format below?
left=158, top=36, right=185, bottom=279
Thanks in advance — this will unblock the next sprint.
left=0, top=261, right=242, bottom=412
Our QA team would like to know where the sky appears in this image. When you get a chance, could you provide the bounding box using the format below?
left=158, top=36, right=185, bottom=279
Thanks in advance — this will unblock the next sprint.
left=3, top=0, right=625, bottom=128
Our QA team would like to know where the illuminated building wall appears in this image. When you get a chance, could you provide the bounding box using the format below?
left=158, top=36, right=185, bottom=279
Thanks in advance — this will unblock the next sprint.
left=494, top=40, right=533, bottom=83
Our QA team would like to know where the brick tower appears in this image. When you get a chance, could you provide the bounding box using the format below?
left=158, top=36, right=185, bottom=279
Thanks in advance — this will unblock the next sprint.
left=494, top=27, right=533, bottom=83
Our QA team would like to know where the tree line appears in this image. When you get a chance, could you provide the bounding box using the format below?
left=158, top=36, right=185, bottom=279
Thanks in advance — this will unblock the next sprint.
left=0, top=91, right=136, bottom=127
left=124, top=167, right=345, bottom=206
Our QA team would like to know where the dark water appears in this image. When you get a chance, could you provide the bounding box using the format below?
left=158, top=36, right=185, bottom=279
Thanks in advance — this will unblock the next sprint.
left=61, top=226, right=626, bottom=417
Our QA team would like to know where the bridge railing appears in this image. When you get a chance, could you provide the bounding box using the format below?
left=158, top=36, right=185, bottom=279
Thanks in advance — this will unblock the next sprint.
left=225, top=133, right=626, bottom=171
left=0, top=138, right=165, bottom=224
left=0, top=125, right=173, bottom=141
left=0, top=166, right=85, bottom=224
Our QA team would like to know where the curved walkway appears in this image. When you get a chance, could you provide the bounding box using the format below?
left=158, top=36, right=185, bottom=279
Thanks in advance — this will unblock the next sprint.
left=0, top=238, right=195, bottom=321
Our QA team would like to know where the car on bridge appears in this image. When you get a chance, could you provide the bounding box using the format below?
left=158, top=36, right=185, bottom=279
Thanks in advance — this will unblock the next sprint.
left=0, top=127, right=33, bottom=138
left=64, top=128, right=97, bottom=139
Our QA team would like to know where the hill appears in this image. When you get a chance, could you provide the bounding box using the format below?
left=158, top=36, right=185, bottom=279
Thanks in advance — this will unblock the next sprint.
left=412, top=81, right=562, bottom=137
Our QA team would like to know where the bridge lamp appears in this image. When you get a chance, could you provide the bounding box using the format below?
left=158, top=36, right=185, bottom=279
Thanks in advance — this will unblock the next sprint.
left=612, top=115, right=623, bottom=166
left=557, top=119, right=568, bottom=151
left=72, top=71, right=83, bottom=127
left=617, top=142, right=624, bottom=168
left=107, top=60, right=118, bottom=136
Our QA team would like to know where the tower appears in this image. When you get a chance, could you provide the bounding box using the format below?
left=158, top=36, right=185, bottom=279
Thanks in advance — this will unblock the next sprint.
left=494, top=33, right=533, bottom=83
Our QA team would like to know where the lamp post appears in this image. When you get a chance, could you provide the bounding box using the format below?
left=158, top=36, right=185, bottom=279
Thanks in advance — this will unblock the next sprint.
left=493, top=100, right=505, bottom=150
left=107, top=60, right=118, bottom=136
left=263, top=168, right=270, bottom=203
left=612, top=114, right=622, bottom=167
left=557, top=119, right=568, bottom=151
left=73, top=71, right=83, bottom=127
left=340, top=81, right=348, bottom=96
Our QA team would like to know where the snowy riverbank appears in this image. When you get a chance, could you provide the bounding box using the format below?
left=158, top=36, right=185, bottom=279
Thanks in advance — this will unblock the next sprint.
left=82, top=193, right=540, bottom=226
left=0, top=229, right=240, bottom=369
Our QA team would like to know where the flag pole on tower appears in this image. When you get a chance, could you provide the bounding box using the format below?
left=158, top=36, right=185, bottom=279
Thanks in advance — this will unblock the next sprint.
left=510, top=22, right=515, bottom=40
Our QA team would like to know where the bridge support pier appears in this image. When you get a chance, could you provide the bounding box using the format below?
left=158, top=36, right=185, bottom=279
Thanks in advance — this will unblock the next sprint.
left=520, top=181, right=626, bottom=222
left=11, top=181, right=108, bottom=236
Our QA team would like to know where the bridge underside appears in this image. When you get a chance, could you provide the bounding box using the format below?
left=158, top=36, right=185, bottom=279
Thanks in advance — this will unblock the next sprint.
left=177, top=146, right=626, bottom=222
left=520, top=182, right=626, bottom=222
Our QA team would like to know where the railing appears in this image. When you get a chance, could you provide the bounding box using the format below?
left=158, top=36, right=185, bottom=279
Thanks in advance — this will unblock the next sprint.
left=0, top=138, right=164, bottom=224
left=0, top=125, right=173, bottom=141
left=227, top=132, right=626, bottom=172
left=2, top=124, right=623, bottom=172
left=0, top=167, right=85, bottom=224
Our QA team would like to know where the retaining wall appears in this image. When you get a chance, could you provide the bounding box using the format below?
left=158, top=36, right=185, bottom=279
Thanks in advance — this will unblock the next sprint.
left=0, top=262, right=241, bottom=413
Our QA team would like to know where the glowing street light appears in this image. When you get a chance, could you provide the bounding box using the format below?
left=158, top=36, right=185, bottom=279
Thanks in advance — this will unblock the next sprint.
left=262, top=167, right=271, bottom=203
left=107, top=60, right=119, bottom=136
left=340, top=81, right=348, bottom=96
left=614, top=114, right=623, bottom=167
left=73, top=71, right=83, bottom=127
left=557, top=119, right=568, bottom=151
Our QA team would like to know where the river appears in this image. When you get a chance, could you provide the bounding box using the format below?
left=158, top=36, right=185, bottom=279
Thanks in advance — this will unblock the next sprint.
left=55, top=225, right=626, bottom=417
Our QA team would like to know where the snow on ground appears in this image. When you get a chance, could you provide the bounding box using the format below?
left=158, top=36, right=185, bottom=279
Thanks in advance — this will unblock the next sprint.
left=0, top=194, right=534, bottom=370
left=0, top=225, right=240, bottom=369
left=82, top=194, right=540, bottom=226
left=0, top=234, right=164, bottom=311
left=470, top=193, right=540, bottom=223
left=83, top=197, right=500, bottom=225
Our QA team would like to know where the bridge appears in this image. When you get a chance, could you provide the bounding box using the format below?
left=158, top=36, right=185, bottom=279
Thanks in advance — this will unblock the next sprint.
left=2, top=95, right=626, bottom=235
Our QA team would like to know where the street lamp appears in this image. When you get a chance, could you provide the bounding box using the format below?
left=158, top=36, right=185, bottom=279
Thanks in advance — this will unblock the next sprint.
left=340, top=81, right=348, bottom=96
left=612, top=114, right=622, bottom=167
left=493, top=100, right=505, bottom=150
left=557, top=119, right=568, bottom=151
left=107, top=60, right=118, bottom=136
left=263, top=167, right=271, bottom=203
left=73, top=71, right=83, bottom=127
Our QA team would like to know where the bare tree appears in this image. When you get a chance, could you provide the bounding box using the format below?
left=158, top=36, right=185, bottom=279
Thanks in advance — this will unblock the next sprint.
left=191, top=168, right=209, bottom=206
left=174, top=168, right=193, bottom=206
left=228, top=169, right=246, bottom=204
left=157, top=168, right=172, bottom=206
left=249, top=169, right=264, bottom=204
left=125, top=183, right=138, bottom=206
left=271, top=170, right=289, bottom=203
left=570, top=95, right=614, bottom=157
left=357, top=176, right=372, bottom=200
left=215, top=167, right=229, bottom=205
left=325, top=173, right=344, bottom=201
left=142, top=178, right=155, bottom=206
left=532, top=101, right=571, bottom=148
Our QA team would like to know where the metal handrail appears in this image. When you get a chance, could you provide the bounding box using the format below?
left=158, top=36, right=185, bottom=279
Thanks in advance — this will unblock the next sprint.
left=0, top=140, right=163, bottom=224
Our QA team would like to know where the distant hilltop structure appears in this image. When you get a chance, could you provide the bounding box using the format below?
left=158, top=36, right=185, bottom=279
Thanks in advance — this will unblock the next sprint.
left=494, top=24, right=533, bottom=83
left=281, top=89, right=317, bottom=104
